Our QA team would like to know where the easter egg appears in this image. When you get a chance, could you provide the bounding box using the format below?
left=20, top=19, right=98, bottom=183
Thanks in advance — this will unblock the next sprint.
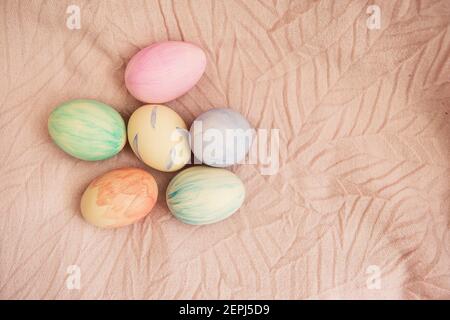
left=190, top=108, right=253, bottom=167
left=166, top=166, right=245, bottom=225
left=48, top=99, right=126, bottom=161
left=80, top=168, right=158, bottom=228
left=127, top=105, right=191, bottom=172
left=125, top=41, right=207, bottom=103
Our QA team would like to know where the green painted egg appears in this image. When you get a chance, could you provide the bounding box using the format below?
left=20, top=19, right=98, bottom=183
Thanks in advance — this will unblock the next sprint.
left=166, top=166, right=246, bottom=225
left=48, top=99, right=126, bottom=161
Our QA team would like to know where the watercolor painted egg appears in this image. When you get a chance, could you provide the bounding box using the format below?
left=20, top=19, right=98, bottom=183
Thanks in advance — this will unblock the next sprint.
left=48, top=99, right=126, bottom=161
left=80, top=168, right=158, bottom=228
left=190, top=108, right=253, bottom=167
left=127, top=105, right=191, bottom=172
left=166, top=166, right=245, bottom=225
left=125, top=41, right=207, bottom=103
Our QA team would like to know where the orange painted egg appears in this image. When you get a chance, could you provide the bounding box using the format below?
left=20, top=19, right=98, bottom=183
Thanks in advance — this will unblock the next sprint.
left=80, top=168, right=158, bottom=228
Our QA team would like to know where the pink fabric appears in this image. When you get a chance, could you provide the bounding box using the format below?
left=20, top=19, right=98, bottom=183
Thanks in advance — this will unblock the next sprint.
left=0, top=0, right=449, bottom=299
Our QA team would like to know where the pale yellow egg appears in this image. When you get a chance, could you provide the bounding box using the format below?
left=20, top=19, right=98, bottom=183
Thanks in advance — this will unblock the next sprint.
left=127, top=105, right=191, bottom=172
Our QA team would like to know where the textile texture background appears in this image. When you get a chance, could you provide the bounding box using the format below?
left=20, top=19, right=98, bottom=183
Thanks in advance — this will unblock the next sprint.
left=0, top=0, right=449, bottom=299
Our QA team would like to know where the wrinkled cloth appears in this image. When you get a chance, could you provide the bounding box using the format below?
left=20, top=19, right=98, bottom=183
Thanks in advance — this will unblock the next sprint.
left=0, top=0, right=449, bottom=299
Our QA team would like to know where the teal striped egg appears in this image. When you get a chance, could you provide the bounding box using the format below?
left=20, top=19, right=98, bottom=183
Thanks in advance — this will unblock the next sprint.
left=48, top=99, right=126, bottom=161
left=166, top=166, right=245, bottom=225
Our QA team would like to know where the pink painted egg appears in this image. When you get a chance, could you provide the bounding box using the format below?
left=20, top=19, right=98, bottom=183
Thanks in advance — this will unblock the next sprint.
left=125, top=41, right=207, bottom=103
